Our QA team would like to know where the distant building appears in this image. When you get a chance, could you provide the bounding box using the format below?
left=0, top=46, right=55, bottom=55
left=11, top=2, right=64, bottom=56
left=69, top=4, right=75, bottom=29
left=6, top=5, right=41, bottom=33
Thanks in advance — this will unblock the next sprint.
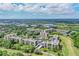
left=43, top=24, right=54, bottom=28
left=4, top=33, right=22, bottom=43
left=56, top=29, right=70, bottom=35
left=40, top=30, right=48, bottom=39
left=4, top=33, right=60, bottom=50
left=50, top=35, right=59, bottom=46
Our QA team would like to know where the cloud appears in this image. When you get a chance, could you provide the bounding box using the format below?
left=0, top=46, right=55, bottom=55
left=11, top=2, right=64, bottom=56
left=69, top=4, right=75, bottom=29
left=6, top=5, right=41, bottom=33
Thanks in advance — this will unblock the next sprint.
left=24, top=3, right=74, bottom=15
left=0, top=3, right=14, bottom=10
left=0, top=3, right=75, bottom=15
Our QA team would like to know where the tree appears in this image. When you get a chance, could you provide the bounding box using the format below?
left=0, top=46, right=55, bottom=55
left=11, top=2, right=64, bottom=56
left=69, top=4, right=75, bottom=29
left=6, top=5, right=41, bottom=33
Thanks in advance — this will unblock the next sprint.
left=28, top=45, right=35, bottom=53
left=50, top=32, right=61, bottom=35
left=0, top=38, right=4, bottom=46
left=57, top=50, right=63, bottom=56
left=40, top=48, right=48, bottom=52
left=70, top=32, right=79, bottom=48
left=3, top=40, right=12, bottom=49
left=9, top=52, right=24, bottom=56
left=21, top=45, right=35, bottom=53
left=2, top=50, right=8, bottom=56
left=34, top=50, right=43, bottom=55
left=12, top=44, right=21, bottom=50
left=0, top=32, right=5, bottom=38
left=0, top=50, right=2, bottom=56
left=0, top=49, right=24, bottom=56
left=0, top=50, right=8, bottom=56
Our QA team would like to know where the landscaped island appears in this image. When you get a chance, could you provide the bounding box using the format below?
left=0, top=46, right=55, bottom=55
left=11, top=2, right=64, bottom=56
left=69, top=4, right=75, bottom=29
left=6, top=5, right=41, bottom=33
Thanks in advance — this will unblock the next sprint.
left=0, top=23, right=79, bottom=56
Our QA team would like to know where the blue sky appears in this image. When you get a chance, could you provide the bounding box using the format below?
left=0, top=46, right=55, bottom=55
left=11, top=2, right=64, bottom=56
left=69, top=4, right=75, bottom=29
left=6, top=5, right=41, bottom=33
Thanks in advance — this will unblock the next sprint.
left=0, top=3, right=79, bottom=19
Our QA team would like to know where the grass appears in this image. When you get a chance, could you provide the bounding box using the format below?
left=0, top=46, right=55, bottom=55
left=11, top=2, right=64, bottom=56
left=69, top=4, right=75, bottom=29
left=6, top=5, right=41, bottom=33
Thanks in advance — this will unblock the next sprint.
left=60, top=36, right=69, bottom=56
left=62, top=42, right=69, bottom=56
left=73, top=47, right=79, bottom=56
left=60, top=36, right=76, bottom=56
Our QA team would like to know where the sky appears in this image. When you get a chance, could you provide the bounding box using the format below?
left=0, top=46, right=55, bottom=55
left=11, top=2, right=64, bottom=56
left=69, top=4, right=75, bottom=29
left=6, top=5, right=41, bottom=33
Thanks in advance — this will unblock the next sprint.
left=0, top=3, right=79, bottom=19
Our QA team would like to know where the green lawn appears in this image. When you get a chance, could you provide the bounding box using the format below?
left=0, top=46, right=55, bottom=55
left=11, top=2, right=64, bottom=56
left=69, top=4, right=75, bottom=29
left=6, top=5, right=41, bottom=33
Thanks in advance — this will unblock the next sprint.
left=73, top=47, right=79, bottom=56
left=60, top=36, right=79, bottom=56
